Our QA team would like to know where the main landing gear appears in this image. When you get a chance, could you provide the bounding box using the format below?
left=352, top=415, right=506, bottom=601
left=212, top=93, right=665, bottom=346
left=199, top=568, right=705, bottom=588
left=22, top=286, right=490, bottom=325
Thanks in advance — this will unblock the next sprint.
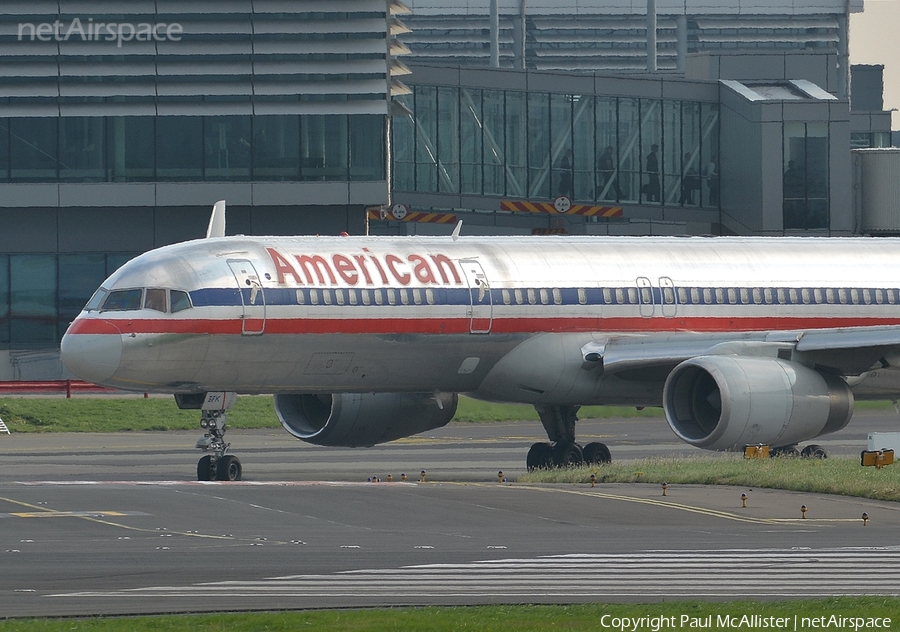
left=196, top=408, right=242, bottom=481
left=527, top=404, right=612, bottom=471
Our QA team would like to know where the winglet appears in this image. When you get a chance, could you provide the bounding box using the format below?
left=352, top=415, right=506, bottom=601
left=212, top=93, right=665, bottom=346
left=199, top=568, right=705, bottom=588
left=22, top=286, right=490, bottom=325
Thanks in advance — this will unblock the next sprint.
left=206, top=200, right=226, bottom=239
left=451, top=220, right=463, bottom=242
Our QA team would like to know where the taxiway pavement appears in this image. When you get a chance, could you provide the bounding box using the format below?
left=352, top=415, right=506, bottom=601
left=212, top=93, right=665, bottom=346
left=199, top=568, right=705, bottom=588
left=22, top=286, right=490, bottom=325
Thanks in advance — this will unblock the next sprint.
left=1, top=410, right=900, bottom=617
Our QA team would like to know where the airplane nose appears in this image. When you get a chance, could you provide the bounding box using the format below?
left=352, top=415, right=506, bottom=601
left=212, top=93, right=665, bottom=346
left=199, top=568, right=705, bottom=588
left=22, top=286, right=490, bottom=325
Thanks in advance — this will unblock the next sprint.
left=60, top=322, right=123, bottom=385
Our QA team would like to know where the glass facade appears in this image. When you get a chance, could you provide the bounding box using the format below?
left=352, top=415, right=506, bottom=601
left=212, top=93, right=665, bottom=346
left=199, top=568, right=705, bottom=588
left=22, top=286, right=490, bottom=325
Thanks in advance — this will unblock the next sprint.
left=783, top=122, right=829, bottom=230
left=393, top=86, right=720, bottom=207
left=0, top=115, right=385, bottom=183
left=0, top=254, right=135, bottom=346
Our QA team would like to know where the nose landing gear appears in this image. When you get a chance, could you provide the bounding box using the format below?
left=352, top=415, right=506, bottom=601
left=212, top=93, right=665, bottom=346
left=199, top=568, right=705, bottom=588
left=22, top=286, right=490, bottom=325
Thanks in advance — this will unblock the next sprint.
left=196, top=409, right=242, bottom=481
left=176, top=392, right=242, bottom=481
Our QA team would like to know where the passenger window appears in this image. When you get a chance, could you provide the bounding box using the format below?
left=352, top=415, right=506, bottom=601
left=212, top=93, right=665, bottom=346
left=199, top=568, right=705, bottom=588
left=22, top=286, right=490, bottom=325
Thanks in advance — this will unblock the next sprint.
left=387, top=289, right=396, bottom=306
left=727, top=288, right=737, bottom=304
left=361, top=290, right=371, bottom=306
left=502, top=290, right=511, bottom=305
left=349, top=289, right=358, bottom=306
left=863, top=289, right=872, bottom=305
left=764, top=288, right=773, bottom=304
left=102, top=288, right=143, bottom=311
left=552, top=288, right=562, bottom=305
left=788, top=289, right=798, bottom=303
left=335, top=290, right=345, bottom=306
left=527, top=289, right=536, bottom=305
left=777, top=289, right=787, bottom=304
left=690, top=288, right=700, bottom=304
left=639, top=287, right=652, bottom=304
left=602, top=288, right=612, bottom=304
left=400, top=290, right=409, bottom=305
left=413, top=289, right=423, bottom=305
left=540, top=289, right=550, bottom=305
left=514, top=289, right=524, bottom=305
left=296, top=290, right=305, bottom=305
left=838, top=288, right=848, bottom=304
left=875, top=289, right=885, bottom=305
left=374, top=290, right=384, bottom=306
left=310, top=290, right=320, bottom=305
left=323, top=290, right=333, bottom=306
left=702, top=288, right=712, bottom=304
left=851, top=289, right=860, bottom=304
left=677, top=288, right=688, bottom=304
left=715, top=288, right=725, bottom=304
left=626, top=288, right=638, bottom=304
left=170, top=290, right=192, bottom=313
left=739, top=288, right=749, bottom=304
left=813, top=289, right=823, bottom=304
left=426, top=289, right=435, bottom=305
left=825, top=288, right=835, bottom=304
left=578, top=288, right=587, bottom=305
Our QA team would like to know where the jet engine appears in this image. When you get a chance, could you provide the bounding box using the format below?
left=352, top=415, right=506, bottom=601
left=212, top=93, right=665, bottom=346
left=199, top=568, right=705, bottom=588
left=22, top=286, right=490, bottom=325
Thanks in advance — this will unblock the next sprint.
left=663, top=355, right=853, bottom=451
left=274, top=392, right=458, bottom=447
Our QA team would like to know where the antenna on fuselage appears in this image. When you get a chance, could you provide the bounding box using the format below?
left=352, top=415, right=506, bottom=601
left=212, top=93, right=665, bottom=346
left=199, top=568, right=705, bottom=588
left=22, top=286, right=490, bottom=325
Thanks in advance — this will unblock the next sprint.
left=451, top=220, right=463, bottom=242
left=206, top=200, right=226, bottom=239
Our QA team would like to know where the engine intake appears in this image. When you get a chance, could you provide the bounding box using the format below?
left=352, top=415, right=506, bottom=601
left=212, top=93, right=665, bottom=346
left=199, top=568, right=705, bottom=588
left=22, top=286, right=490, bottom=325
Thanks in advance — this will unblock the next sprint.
left=663, top=356, right=853, bottom=451
left=274, top=392, right=458, bottom=447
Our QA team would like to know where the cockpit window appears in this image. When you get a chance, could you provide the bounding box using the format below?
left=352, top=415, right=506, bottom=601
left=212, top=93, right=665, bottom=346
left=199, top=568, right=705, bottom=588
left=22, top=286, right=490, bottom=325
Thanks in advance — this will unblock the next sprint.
left=170, top=290, right=192, bottom=313
left=144, top=288, right=167, bottom=313
left=84, top=287, right=108, bottom=312
left=102, top=288, right=143, bottom=311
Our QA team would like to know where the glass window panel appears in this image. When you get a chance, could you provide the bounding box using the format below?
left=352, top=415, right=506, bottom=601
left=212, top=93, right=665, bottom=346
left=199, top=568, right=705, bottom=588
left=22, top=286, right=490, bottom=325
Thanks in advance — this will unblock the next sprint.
left=459, top=88, right=482, bottom=194
left=700, top=103, right=719, bottom=207
left=550, top=93, right=573, bottom=200
left=784, top=122, right=829, bottom=230
left=640, top=99, right=662, bottom=204
left=156, top=117, right=202, bottom=180
left=10, top=118, right=58, bottom=181
left=805, top=122, right=829, bottom=229
left=102, top=288, right=143, bottom=311
left=0, top=120, right=9, bottom=182
left=482, top=90, right=505, bottom=196
left=171, top=290, right=192, bottom=313
left=58, top=254, right=107, bottom=340
left=572, top=95, right=594, bottom=202
left=10, top=255, right=57, bottom=344
left=108, top=117, right=154, bottom=181
left=679, top=102, right=703, bottom=207
left=617, top=98, right=640, bottom=204
left=203, top=116, right=251, bottom=180
left=349, top=114, right=385, bottom=181
left=436, top=87, right=459, bottom=193
left=391, top=95, right=415, bottom=191
left=505, top=91, right=527, bottom=198
left=595, top=97, right=620, bottom=202
left=414, top=85, right=438, bottom=191
left=301, top=115, right=348, bottom=181
left=527, top=92, right=550, bottom=199
left=253, top=115, right=300, bottom=180
left=59, top=117, right=105, bottom=182
left=0, top=256, right=8, bottom=344
left=662, top=100, right=681, bottom=205
left=144, top=288, right=167, bottom=312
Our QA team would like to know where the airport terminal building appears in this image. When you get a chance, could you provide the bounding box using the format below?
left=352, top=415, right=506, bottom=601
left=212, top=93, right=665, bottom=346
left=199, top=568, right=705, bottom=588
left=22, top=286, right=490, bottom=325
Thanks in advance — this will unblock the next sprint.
left=0, top=0, right=895, bottom=376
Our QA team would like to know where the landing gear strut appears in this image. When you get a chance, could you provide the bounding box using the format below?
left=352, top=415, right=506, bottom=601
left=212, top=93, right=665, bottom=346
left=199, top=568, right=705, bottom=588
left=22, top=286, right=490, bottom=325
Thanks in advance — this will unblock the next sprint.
left=196, top=409, right=242, bottom=481
left=177, top=392, right=242, bottom=481
left=527, top=404, right=611, bottom=471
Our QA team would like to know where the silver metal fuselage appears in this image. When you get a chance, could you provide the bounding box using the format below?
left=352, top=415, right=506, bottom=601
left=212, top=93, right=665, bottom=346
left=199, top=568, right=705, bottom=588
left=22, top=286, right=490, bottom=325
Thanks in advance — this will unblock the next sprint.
left=60, top=235, right=900, bottom=406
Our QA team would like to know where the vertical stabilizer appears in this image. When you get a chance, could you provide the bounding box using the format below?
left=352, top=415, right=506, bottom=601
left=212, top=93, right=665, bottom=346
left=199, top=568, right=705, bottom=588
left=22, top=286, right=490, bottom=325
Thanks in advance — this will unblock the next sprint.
left=206, top=200, right=226, bottom=239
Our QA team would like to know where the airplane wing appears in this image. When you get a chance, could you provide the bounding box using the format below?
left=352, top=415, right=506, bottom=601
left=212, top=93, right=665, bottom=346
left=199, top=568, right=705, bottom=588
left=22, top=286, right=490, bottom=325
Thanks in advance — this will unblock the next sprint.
left=584, top=325, right=900, bottom=381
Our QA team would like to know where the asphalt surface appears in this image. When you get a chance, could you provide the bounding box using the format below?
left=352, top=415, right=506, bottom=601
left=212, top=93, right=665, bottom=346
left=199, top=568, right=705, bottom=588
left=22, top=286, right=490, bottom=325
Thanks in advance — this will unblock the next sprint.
left=1, top=410, right=900, bottom=617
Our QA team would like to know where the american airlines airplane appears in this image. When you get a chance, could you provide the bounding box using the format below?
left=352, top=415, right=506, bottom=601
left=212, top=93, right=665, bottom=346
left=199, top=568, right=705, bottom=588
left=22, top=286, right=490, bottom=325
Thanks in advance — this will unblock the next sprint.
left=60, top=202, right=900, bottom=481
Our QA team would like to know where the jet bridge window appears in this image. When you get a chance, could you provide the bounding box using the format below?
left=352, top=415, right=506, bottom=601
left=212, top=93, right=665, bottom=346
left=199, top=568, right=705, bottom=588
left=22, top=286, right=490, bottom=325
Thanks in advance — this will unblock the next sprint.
left=102, top=288, right=143, bottom=311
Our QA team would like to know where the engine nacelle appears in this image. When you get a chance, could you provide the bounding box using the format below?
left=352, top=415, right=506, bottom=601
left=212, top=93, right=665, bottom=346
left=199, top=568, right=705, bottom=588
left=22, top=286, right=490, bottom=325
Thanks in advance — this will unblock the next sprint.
left=274, top=392, right=458, bottom=447
left=663, top=355, right=853, bottom=451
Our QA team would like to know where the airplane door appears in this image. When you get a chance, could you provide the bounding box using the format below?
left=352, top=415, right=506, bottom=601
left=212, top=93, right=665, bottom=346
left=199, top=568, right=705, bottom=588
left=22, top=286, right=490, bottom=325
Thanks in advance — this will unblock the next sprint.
left=659, top=276, right=677, bottom=317
left=460, top=259, right=492, bottom=334
left=636, top=276, right=654, bottom=317
left=227, top=259, right=266, bottom=335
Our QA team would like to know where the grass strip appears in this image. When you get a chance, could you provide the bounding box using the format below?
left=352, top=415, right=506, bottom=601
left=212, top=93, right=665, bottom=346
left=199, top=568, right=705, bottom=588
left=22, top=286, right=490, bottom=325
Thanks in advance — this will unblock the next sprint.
left=2, top=599, right=900, bottom=631
left=520, top=454, right=900, bottom=502
left=0, top=395, right=666, bottom=433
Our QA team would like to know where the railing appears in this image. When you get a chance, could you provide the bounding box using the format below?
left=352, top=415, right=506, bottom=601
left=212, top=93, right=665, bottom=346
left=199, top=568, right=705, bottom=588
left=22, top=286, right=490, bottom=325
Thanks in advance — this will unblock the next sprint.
left=0, top=380, right=120, bottom=398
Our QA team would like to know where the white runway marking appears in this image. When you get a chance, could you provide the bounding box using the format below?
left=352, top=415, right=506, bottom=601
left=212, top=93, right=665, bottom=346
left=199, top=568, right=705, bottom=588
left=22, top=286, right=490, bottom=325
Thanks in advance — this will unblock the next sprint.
left=54, top=547, right=900, bottom=600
